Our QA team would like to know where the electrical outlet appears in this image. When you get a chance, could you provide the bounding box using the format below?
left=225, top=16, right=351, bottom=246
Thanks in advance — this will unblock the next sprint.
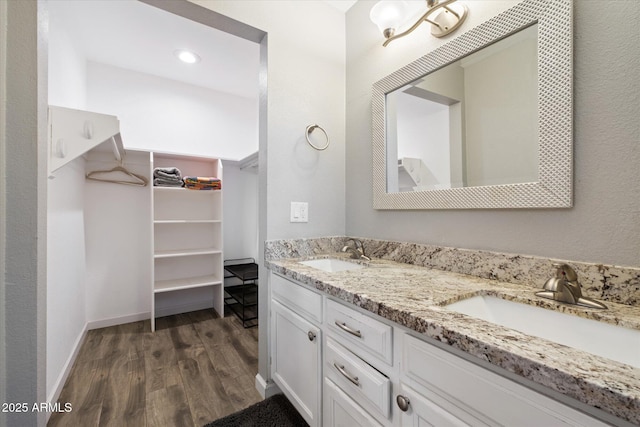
left=290, top=202, right=309, bottom=223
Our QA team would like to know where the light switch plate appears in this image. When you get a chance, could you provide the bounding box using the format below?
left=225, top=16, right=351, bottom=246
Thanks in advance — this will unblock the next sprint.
left=290, top=202, right=308, bottom=223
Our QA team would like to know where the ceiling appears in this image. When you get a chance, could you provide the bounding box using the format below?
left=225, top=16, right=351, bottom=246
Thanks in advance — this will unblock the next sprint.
left=50, top=1, right=357, bottom=101
left=324, top=1, right=358, bottom=12
left=49, top=0, right=261, bottom=99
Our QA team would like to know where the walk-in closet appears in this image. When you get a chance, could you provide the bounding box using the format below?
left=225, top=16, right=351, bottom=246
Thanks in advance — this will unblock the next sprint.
left=45, top=0, right=261, bottom=413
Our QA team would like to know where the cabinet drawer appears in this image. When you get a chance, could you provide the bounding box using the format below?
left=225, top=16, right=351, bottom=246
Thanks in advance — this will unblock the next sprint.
left=327, top=299, right=392, bottom=365
left=271, top=273, right=322, bottom=324
left=402, top=334, right=610, bottom=426
left=326, top=338, right=391, bottom=419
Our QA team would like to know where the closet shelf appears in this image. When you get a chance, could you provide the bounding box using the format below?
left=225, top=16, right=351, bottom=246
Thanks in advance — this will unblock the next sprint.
left=48, top=106, right=123, bottom=174
left=154, top=219, right=222, bottom=225
left=153, top=186, right=221, bottom=193
left=154, top=248, right=222, bottom=258
left=154, top=275, right=222, bottom=293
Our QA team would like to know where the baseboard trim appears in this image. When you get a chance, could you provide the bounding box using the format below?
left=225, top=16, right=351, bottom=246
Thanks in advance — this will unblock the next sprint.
left=86, top=311, right=150, bottom=330
left=154, top=301, right=215, bottom=319
left=255, top=373, right=280, bottom=399
left=85, top=301, right=219, bottom=331
left=46, top=323, right=88, bottom=422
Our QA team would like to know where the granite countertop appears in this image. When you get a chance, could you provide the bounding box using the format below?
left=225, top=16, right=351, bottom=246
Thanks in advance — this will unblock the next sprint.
left=266, top=254, right=640, bottom=425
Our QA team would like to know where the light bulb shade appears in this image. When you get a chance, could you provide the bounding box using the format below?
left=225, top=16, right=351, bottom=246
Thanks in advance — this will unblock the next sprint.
left=370, top=1, right=409, bottom=35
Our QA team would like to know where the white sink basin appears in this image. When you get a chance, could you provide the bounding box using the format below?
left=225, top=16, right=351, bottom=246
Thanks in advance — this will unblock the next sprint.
left=298, top=258, right=365, bottom=273
left=444, top=295, right=640, bottom=368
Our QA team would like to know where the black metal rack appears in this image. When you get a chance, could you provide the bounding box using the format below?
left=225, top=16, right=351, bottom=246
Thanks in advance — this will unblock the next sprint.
left=223, top=258, right=258, bottom=328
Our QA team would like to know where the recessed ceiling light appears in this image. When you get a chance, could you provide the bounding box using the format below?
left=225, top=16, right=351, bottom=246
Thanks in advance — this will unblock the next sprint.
left=174, top=49, right=201, bottom=64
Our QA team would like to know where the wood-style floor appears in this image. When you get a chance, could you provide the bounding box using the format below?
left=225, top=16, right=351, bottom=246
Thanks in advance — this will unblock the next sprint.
left=48, top=309, right=261, bottom=427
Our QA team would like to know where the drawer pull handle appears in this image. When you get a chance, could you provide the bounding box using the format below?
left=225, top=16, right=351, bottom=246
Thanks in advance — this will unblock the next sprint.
left=334, top=362, right=359, bottom=386
left=396, top=395, right=411, bottom=412
left=335, top=321, right=362, bottom=338
left=308, top=331, right=317, bottom=341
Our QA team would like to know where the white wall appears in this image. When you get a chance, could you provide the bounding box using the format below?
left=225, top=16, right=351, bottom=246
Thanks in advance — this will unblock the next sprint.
left=223, top=163, right=259, bottom=262
left=46, top=158, right=87, bottom=402
left=46, top=5, right=90, bottom=405
left=83, top=150, right=152, bottom=325
left=346, top=0, right=640, bottom=267
left=86, top=62, right=258, bottom=160
left=47, top=4, right=87, bottom=109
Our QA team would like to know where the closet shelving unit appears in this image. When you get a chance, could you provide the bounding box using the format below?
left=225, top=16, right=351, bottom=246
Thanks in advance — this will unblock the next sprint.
left=150, top=152, right=223, bottom=331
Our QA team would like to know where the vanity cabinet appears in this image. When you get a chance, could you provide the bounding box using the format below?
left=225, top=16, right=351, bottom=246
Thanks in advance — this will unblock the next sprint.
left=270, top=273, right=322, bottom=427
left=269, top=272, right=612, bottom=427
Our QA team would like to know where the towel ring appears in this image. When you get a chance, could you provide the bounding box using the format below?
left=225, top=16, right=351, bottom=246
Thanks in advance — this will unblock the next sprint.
left=305, top=124, right=330, bottom=151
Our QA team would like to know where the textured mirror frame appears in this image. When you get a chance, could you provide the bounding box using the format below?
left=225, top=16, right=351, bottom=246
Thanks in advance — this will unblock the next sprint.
left=372, top=0, right=572, bottom=209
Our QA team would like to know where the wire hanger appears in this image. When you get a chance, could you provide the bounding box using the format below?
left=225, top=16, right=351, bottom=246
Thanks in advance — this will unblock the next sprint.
left=85, top=138, right=148, bottom=187
left=86, top=164, right=148, bottom=187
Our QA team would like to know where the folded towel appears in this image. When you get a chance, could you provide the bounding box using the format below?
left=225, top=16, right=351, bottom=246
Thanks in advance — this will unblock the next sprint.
left=153, top=177, right=184, bottom=187
left=154, top=167, right=182, bottom=180
left=183, top=176, right=220, bottom=185
left=183, top=176, right=221, bottom=190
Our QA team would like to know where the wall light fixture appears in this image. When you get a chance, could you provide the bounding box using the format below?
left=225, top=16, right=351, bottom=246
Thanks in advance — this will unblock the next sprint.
left=370, top=0, right=468, bottom=47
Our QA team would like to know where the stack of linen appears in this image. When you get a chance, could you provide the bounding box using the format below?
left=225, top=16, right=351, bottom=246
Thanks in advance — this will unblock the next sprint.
left=153, top=167, right=183, bottom=187
left=183, top=176, right=221, bottom=190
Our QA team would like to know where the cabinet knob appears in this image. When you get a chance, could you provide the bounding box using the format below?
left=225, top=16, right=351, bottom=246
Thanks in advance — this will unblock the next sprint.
left=308, top=331, right=317, bottom=341
left=396, top=395, right=410, bottom=412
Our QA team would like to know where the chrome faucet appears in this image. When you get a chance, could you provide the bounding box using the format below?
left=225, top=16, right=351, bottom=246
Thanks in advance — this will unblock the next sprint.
left=536, top=263, right=607, bottom=309
left=341, top=238, right=371, bottom=261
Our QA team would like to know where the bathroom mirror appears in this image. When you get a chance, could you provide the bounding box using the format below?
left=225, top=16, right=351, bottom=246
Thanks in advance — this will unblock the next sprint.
left=372, top=0, right=573, bottom=209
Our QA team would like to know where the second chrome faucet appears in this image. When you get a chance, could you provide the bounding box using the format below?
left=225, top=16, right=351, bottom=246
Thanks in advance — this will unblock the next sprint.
left=536, top=263, right=607, bottom=309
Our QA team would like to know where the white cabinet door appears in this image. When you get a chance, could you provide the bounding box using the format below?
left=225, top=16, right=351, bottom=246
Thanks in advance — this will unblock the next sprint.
left=271, top=299, right=321, bottom=427
left=324, top=378, right=383, bottom=427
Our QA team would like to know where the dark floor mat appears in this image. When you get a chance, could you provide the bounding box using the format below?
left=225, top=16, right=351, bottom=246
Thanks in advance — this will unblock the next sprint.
left=203, top=394, right=308, bottom=427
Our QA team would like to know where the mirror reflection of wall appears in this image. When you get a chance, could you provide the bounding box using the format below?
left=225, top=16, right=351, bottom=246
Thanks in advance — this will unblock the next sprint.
left=387, top=24, right=538, bottom=193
